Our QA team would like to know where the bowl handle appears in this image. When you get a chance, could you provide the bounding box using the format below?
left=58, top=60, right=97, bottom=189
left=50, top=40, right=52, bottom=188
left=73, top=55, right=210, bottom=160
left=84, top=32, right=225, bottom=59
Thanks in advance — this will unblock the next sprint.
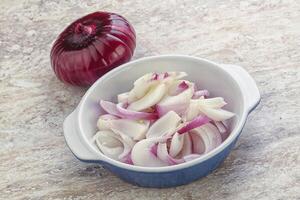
left=220, top=64, right=261, bottom=113
left=63, top=109, right=103, bottom=162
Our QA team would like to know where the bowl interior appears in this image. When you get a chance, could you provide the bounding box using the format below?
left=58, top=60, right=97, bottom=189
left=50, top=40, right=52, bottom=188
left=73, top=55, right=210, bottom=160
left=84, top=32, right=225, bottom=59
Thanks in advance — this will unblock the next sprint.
left=78, top=56, right=244, bottom=157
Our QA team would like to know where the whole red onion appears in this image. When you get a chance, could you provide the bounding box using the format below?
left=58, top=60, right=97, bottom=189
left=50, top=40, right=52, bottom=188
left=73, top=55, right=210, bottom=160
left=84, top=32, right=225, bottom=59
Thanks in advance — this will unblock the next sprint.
left=50, top=12, right=136, bottom=86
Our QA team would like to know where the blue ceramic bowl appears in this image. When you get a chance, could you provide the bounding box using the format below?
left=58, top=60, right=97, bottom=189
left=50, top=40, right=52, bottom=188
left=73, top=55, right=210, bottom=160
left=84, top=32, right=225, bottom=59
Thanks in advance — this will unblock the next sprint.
left=64, top=55, right=260, bottom=188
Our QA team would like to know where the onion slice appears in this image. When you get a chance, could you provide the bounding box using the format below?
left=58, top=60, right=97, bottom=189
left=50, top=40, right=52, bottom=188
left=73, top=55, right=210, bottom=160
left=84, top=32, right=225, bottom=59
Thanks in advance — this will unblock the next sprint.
left=190, top=123, right=222, bottom=154
left=169, top=132, right=184, bottom=157
left=146, top=111, right=181, bottom=138
left=168, top=81, right=189, bottom=96
left=93, top=130, right=124, bottom=160
left=177, top=115, right=210, bottom=134
left=109, top=119, right=149, bottom=140
left=157, top=142, right=184, bottom=165
left=199, top=107, right=235, bottom=121
left=100, top=100, right=120, bottom=116
left=116, top=103, right=157, bottom=120
left=128, top=83, right=167, bottom=111
left=184, top=98, right=234, bottom=122
left=97, top=114, right=119, bottom=130
left=128, top=78, right=157, bottom=103
left=184, top=100, right=201, bottom=121
left=119, top=152, right=133, bottom=165
left=100, top=100, right=157, bottom=120
left=128, top=72, right=187, bottom=103
left=193, top=90, right=209, bottom=99
left=177, top=133, right=193, bottom=157
left=156, top=80, right=194, bottom=117
left=213, top=121, right=229, bottom=141
left=131, top=137, right=168, bottom=167
left=157, top=138, right=198, bottom=165
left=197, top=97, right=227, bottom=108
left=117, top=133, right=136, bottom=160
left=117, top=92, right=129, bottom=103
left=167, top=72, right=187, bottom=80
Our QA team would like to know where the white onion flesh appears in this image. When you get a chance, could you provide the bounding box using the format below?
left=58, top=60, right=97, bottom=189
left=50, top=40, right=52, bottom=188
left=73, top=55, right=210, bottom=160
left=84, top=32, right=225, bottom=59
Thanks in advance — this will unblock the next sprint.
left=131, top=138, right=168, bottom=167
left=128, top=83, right=167, bottom=111
left=156, top=80, right=194, bottom=117
left=94, top=130, right=125, bottom=160
left=169, top=132, right=184, bottom=157
left=146, top=111, right=181, bottom=138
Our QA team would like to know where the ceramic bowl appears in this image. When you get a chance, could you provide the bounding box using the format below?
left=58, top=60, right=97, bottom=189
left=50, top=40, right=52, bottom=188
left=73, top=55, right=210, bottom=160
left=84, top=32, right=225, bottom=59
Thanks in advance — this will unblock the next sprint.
left=63, top=55, right=260, bottom=188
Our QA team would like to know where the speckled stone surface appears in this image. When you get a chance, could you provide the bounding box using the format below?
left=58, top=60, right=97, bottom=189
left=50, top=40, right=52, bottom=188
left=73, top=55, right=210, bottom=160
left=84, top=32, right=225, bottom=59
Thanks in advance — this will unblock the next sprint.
left=1, top=0, right=299, bottom=199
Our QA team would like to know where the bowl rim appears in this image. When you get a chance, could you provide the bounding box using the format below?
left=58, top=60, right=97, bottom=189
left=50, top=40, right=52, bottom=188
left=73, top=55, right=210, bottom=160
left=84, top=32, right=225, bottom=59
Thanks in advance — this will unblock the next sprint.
left=76, top=54, right=249, bottom=173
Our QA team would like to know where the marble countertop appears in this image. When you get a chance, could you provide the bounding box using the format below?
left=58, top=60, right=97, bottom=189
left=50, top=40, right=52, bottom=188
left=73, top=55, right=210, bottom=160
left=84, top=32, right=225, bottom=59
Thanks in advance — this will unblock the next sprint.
left=1, top=0, right=299, bottom=199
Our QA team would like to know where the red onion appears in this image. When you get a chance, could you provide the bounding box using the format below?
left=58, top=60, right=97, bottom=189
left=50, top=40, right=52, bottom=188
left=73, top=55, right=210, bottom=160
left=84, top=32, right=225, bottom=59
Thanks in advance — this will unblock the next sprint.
left=177, top=115, right=210, bottom=134
left=50, top=12, right=136, bottom=86
left=94, top=71, right=236, bottom=167
left=193, top=90, right=210, bottom=98
left=100, top=100, right=157, bottom=120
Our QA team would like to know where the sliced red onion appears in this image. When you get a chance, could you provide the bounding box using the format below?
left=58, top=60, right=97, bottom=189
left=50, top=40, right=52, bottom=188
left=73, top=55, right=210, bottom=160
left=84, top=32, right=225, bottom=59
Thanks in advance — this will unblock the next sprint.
left=97, top=114, right=119, bottom=130
left=117, top=92, right=129, bottom=103
left=178, top=115, right=210, bottom=134
left=197, top=97, right=227, bottom=108
left=169, top=81, right=189, bottom=96
left=169, top=132, right=184, bottom=157
left=119, top=152, right=133, bottom=165
left=150, top=143, right=158, bottom=156
left=128, top=72, right=187, bottom=103
left=100, top=100, right=120, bottom=116
left=95, top=71, right=236, bottom=167
left=128, top=83, right=166, bottom=111
left=156, top=102, right=189, bottom=118
left=128, top=80, right=156, bottom=103
left=94, top=130, right=124, bottom=160
left=133, top=73, right=153, bottom=86
left=184, top=100, right=201, bottom=121
left=213, top=121, right=229, bottom=141
left=199, top=106, right=235, bottom=121
left=151, top=73, right=159, bottom=80
left=110, top=119, right=149, bottom=140
left=157, top=142, right=201, bottom=165
left=129, top=72, right=170, bottom=102
left=157, top=142, right=184, bottom=165
left=190, top=123, right=222, bottom=154
left=117, top=103, right=158, bottom=120
left=167, top=72, right=187, bottom=80
left=163, top=72, right=169, bottom=78
left=153, top=72, right=187, bottom=82
left=129, top=72, right=166, bottom=103
left=193, top=90, right=210, bottom=99
left=203, top=123, right=222, bottom=150
left=117, top=133, right=136, bottom=160
left=190, top=132, right=205, bottom=154
left=152, top=72, right=171, bottom=81
left=131, top=137, right=169, bottom=167
left=99, top=114, right=119, bottom=120
left=156, top=81, right=193, bottom=117
left=184, top=98, right=232, bottom=121
left=100, top=100, right=157, bottom=120
left=177, top=133, right=193, bottom=157
left=146, top=111, right=181, bottom=138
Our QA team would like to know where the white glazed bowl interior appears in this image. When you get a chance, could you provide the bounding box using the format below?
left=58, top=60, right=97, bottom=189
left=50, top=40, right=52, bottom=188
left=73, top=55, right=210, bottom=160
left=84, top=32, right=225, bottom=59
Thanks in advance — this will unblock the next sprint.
left=77, top=55, right=244, bottom=172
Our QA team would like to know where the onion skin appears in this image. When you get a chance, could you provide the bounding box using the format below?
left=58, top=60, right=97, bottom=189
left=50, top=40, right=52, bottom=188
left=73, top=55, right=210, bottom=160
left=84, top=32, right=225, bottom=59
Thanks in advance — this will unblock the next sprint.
left=50, top=11, right=136, bottom=86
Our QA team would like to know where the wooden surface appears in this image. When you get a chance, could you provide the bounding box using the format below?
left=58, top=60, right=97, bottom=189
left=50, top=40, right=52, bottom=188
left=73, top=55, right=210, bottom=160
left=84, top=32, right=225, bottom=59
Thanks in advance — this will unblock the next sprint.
left=0, top=0, right=299, bottom=199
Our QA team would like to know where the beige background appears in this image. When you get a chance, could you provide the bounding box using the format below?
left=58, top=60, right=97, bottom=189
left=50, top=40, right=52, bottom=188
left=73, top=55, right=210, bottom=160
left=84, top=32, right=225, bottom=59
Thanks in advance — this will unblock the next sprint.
left=0, top=0, right=299, bottom=199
